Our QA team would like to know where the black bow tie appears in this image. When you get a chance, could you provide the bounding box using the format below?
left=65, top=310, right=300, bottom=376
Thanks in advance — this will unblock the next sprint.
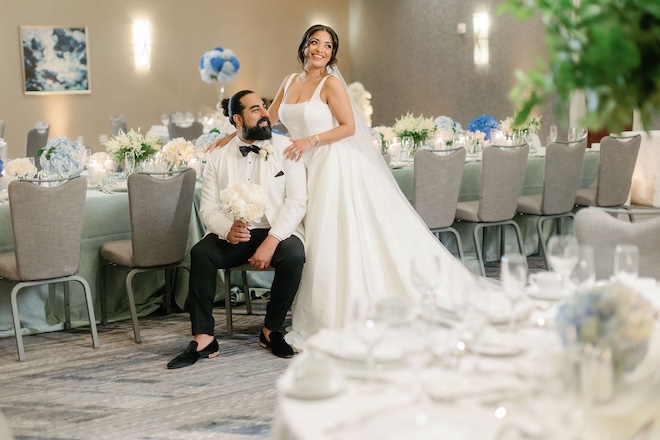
left=239, top=144, right=261, bottom=157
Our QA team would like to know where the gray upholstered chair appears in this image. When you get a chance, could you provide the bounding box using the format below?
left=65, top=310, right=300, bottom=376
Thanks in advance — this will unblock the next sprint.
left=414, top=148, right=466, bottom=262
left=0, top=177, right=99, bottom=361
left=517, top=139, right=587, bottom=268
left=574, top=208, right=660, bottom=280
left=575, top=135, right=641, bottom=218
left=167, top=121, right=203, bottom=142
left=455, top=144, right=530, bottom=276
left=223, top=264, right=274, bottom=336
left=26, top=123, right=50, bottom=170
left=110, top=115, right=127, bottom=135
left=100, top=168, right=197, bottom=342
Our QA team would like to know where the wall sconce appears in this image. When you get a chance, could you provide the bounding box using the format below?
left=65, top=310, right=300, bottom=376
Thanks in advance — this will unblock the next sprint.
left=132, top=19, right=152, bottom=70
left=473, top=12, right=490, bottom=66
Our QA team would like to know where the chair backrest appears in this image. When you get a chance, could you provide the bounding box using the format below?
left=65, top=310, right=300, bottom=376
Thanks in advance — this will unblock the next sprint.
left=414, top=148, right=466, bottom=229
left=167, top=121, right=203, bottom=141
left=595, top=135, right=641, bottom=206
left=575, top=208, right=660, bottom=280
left=127, top=168, right=197, bottom=267
left=110, top=115, right=127, bottom=135
left=26, top=124, right=50, bottom=170
left=541, top=139, right=587, bottom=214
left=8, top=177, right=87, bottom=280
left=479, top=144, right=529, bottom=222
left=0, top=120, right=5, bottom=138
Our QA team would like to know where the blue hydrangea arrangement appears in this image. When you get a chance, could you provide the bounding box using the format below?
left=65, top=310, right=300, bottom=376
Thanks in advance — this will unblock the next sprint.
left=556, top=281, right=655, bottom=376
left=195, top=131, right=223, bottom=150
left=199, top=47, right=240, bottom=83
left=38, top=137, right=87, bottom=177
left=467, top=114, right=500, bottom=140
left=433, top=116, right=463, bottom=135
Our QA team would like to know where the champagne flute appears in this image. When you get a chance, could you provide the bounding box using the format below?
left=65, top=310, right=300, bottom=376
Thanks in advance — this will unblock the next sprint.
left=568, top=126, right=578, bottom=142
left=547, top=235, right=580, bottom=295
left=549, top=125, right=558, bottom=143
left=569, top=245, right=596, bottom=290
left=614, top=244, right=639, bottom=284
left=123, top=152, right=136, bottom=176
left=401, top=136, right=414, bottom=161
left=351, top=302, right=386, bottom=391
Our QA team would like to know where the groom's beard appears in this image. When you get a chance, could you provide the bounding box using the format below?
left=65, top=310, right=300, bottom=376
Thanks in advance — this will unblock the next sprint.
left=242, top=117, right=272, bottom=140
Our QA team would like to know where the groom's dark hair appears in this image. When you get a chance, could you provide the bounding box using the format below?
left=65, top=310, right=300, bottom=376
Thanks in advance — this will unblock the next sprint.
left=222, top=90, right=255, bottom=126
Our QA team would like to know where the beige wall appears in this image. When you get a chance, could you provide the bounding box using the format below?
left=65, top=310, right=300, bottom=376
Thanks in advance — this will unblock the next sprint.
left=0, top=0, right=348, bottom=156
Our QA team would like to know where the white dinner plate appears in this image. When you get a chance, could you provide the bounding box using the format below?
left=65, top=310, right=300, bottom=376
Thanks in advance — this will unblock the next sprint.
left=526, top=284, right=566, bottom=301
left=469, top=331, right=528, bottom=357
left=278, top=373, right=345, bottom=400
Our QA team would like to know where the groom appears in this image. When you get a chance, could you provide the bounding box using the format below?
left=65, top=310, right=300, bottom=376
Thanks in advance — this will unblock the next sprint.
left=168, top=90, right=307, bottom=369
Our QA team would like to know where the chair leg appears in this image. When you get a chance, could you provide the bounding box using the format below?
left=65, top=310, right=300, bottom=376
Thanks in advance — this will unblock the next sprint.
left=241, top=270, right=253, bottom=315
left=10, top=285, right=26, bottom=361
left=473, top=224, right=486, bottom=277
left=447, top=228, right=465, bottom=264
left=75, top=276, right=100, bottom=349
left=224, top=269, right=233, bottom=337
left=537, top=217, right=550, bottom=270
left=510, top=221, right=525, bottom=256
left=125, top=270, right=142, bottom=343
left=63, top=282, right=71, bottom=330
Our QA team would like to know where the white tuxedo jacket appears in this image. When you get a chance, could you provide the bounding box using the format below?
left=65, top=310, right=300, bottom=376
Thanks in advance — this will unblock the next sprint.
left=199, top=133, right=306, bottom=243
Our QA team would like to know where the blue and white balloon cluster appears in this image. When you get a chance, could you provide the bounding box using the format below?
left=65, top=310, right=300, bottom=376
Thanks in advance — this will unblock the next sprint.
left=199, top=47, right=240, bottom=83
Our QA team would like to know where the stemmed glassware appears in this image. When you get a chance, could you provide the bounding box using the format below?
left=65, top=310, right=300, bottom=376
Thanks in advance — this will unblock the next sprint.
left=569, top=245, right=596, bottom=290
left=501, top=253, right=528, bottom=332
left=351, top=301, right=386, bottom=391
left=549, top=125, right=558, bottom=143
left=400, top=136, right=414, bottom=162
left=614, top=244, right=639, bottom=284
left=547, top=235, right=580, bottom=295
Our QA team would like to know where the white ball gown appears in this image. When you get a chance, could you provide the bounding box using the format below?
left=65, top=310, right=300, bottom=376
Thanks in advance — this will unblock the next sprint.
left=279, top=74, right=484, bottom=350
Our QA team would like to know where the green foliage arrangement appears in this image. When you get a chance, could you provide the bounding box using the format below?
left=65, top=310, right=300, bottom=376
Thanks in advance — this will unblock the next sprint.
left=499, top=0, right=660, bottom=132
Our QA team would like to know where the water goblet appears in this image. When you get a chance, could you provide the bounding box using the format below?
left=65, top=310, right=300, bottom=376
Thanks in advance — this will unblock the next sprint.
left=547, top=235, right=579, bottom=294
left=400, top=136, right=414, bottom=161
left=568, top=126, right=578, bottom=142
left=501, top=253, right=528, bottom=332
left=549, top=125, right=558, bottom=142
left=350, top=303, right=386, bottom=391
left=614, top=244, right=639, bottom=284
left=123, top=152, right=136, bottom=176
left=569, top=245, right=596, bottom=290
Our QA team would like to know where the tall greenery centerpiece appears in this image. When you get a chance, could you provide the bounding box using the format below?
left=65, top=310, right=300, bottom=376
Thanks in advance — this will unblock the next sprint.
left=104, top=129, right=162, bottom=167
left=499, top=0, right=660, bottom=132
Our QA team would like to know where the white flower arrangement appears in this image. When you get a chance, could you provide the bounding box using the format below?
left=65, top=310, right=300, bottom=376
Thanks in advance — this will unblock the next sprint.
left=38, top=137, right=87, bottom=177
left=89, top=151, right=109, bottom=165
left=501, top=113, right=542, bottom=136
left=433, top=116, right=463, bottom=135
left=393, top=112, right=436, bottom=149
left=259, top=143, right=273, bottom=161
left=500, top=116, right=515, bottom=137
left=466, top=130, right=487, bottom=146
left=4, top=158, right=37, bottom=179
left=373, top=126, right=396, bottom=143
left=199, top=47, right=240, bottom=83
left=219, top=181, right=268, bottom=223
left=104, top=128, right=162, bottom=164
left=348, top=81, right=373, bottom=127
left=161, top=137, right=197, bottom=168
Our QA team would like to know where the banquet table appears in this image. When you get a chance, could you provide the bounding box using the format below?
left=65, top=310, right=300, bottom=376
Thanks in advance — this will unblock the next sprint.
left=0, top=184, right=206, bottom=339
left=391, top=151, right=601, bottom=268
left=273, top=280, right=660, bottom=440
left=627, top=130, right=660, bottom=208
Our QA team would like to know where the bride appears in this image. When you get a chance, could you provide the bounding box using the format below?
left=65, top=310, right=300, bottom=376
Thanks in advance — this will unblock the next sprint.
left=215, top=24, right=485, bottom=350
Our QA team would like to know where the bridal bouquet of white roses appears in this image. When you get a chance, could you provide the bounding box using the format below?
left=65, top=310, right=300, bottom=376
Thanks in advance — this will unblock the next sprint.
left=219, top=182, right=267, bottom=224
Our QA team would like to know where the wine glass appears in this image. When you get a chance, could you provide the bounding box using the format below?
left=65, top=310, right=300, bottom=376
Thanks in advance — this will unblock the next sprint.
left=401, top=136, right=414, bottom=162
left=549, top=125, right=558, bottom=143
left=568, top=126, right=578, bottom=142
left=614, top=244, right=639, bottom=284
left=350, top=302, right=386, bottom=391
left=547, top=235, right=580, bottom=294
left=123, top=152, right=136, bottom=176
left=569, top=245, right=596, bottom=290
left=501, top=253, right=528, bottom=332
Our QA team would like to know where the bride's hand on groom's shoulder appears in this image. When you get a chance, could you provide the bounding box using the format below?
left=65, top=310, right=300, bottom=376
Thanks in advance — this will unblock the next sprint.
left=206, top=132, right=236, bottom=152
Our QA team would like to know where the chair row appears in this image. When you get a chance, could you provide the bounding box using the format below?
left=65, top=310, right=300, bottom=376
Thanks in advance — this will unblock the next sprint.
left=413, top=135, right=642, bottom=276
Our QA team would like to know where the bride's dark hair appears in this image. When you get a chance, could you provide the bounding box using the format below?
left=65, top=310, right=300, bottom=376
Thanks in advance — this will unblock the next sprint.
left=297, top=24, right=339, bottom=70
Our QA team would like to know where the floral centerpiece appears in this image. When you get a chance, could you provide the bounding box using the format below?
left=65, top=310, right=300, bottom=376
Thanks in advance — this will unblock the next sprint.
left=433, top=116, right=463, bottom=147
left=199, top=46, right=240, bottom=110
left=556, top=281, right=655, bottom=377
left=467, top=115, right=500, bottom=140
left=372, top=126, right=397, bottom=154
left=161, top=137, right=197, bottom=169
left=4, top=158, right=37, bottom=179
left=348, top=81, right=373, bottom=127
left=195, top=130, right=224, bottom=151
left=392, top=112, right=436, bottom=152
left=104, top=128, right=162, bottom=165
left=219, top=182, right=267, bottom=224
left=38, top=136, right=87, bottom=177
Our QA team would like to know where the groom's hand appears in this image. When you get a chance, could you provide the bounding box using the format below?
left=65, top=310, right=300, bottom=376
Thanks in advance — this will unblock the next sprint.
left=249, top=235, right=279, bottom=269
left=227, top=221, right=251, bottom=244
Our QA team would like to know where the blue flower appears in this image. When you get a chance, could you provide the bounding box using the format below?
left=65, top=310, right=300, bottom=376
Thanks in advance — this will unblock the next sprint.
left=433, top=116, right=463, bottom=134
left=38, top=137, right=87, bottom=177
left=467, top=114, right=499, bottom=140
left=0, top=159, right=3, bottom=176
left=199, top=47, right=240, bottom=84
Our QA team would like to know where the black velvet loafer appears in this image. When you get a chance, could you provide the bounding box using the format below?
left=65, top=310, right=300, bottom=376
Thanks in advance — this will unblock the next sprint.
left=259, top=330, right=293, bottom=359
left=167, top=338, right=219, bottom=369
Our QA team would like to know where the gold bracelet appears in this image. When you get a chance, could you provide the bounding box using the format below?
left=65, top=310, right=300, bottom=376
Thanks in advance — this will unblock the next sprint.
left=307, top=137, right=314, bottom=147
left=315, top=134, right=320, bottom=146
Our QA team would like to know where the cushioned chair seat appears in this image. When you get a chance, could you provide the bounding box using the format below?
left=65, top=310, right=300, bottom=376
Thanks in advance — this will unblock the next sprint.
left=0, top=252, right=19, bottom=281
left=99, top=240, right=135, bottom=267
left=454, top=200, right=481, bottom=222
left=516, top=195, right=544, bottom=215
left=574, top=187, right=597, bottom=206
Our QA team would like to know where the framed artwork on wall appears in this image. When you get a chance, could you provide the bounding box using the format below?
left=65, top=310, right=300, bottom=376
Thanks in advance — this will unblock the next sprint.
left=19, top=26, right=91, bottom=95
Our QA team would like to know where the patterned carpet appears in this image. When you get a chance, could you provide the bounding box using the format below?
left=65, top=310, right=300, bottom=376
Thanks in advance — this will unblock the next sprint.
left=0, top=256, right=547, bottom=440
